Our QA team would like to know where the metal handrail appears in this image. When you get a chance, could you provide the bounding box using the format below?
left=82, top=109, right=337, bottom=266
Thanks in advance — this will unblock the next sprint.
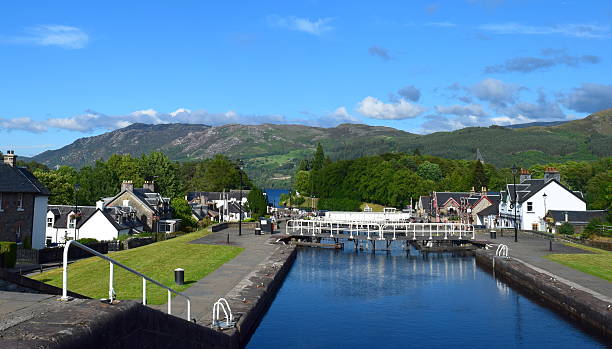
left=495, top=244, right=509, bottom=257
left=60, top=240, right=192, bottom=321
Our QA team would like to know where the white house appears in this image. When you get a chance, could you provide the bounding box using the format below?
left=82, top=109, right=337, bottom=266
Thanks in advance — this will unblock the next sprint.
left=46, top=204, right=143, bottom=244
left=498, top=168, right=586, bottom=231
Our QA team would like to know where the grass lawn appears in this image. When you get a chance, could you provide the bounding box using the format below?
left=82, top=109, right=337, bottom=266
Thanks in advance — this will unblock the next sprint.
left=545, top=243, right=612, bottom=282
left=32, top=230, right=242, bottom=304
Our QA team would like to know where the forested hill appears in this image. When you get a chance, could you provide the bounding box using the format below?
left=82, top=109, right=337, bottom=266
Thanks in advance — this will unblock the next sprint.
left=30, top=109, right=612, bottom=187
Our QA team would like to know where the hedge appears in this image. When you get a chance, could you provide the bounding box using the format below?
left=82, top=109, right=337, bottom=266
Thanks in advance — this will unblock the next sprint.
left=0, top=242, right=17, bottom=268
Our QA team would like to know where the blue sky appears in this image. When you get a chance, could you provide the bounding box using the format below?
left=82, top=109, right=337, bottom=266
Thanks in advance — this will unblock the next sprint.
left=1, top=0, right=611, bottom=156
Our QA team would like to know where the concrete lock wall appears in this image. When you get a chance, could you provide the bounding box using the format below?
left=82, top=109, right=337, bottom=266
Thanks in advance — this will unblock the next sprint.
left=474, top=250, right=612, bottom=339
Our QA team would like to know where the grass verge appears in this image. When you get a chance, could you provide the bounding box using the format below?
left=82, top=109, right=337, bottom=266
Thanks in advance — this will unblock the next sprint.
left=545, top=243, right=612, bottom=282
left=32, top=230, right=242, bottom=304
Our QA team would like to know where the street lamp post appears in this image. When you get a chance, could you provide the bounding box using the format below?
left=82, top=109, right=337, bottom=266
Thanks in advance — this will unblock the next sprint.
left=73, top=183, right=80, bottom=240
left=542, top=192, right=548, bottom=232
left=511, top=165, right=519, bottom=242
left=238, top=160, right=244, bottom=237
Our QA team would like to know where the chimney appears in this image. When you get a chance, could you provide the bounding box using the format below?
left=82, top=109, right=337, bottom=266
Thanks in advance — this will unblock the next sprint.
left=121, top=180, right=134, bottom=192
left=470, top=186, right=475, bottom=194
left=519, top=168, right=531, bottom=183
left=96, top=200, right=105, bottom=210
left=3, top=150, right=16, bottom=167
left=564, top=211, right=569, bottom=222
left=544, top=167, right=560, bottom=183
left=143, top=180, right=155, bottom=192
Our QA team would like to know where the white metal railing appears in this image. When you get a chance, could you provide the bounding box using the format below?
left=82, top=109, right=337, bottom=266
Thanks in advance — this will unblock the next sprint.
left=212, top=297, right=234, bottom=329
left=495, top=244, right=509, bottom=257
left=286, top=220, right=475, bottom=240
left=60, top=240, right=192, bottom=321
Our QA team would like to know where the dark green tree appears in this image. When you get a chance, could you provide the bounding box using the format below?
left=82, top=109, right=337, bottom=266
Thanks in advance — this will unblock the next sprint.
left=472, top=160, right=488, bottom=190
left=247, top=187, right=268, bottom=218
left=312, top=143, right=325, bottom=171
left=417, top=161, right=443, bottom=181
left=170, top=197, right=197, bottom=228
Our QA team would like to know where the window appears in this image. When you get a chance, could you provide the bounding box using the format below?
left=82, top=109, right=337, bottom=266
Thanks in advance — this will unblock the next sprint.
left=47, top=217, right=53, bottom=227
left=17, top=193, right=24, bottom=211
left=68, top=217, right=75, bottom=229
left=527, top=202, right=533, bottom=212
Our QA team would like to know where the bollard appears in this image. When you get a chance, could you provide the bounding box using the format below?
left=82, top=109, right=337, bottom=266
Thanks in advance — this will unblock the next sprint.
left=549, top=239, right=553, bottom=252
left=174, top=268, right=184, bottom=285
left=227, top=233, right=230, bottom=245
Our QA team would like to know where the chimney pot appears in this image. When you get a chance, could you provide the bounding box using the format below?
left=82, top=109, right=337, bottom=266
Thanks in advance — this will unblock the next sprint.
left=3, top=150, right=17, bottom=167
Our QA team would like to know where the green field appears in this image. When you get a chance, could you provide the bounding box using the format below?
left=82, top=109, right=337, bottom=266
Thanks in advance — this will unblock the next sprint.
left=32, top=230, right=242, bottom=304
left=545, top=243, right=612, bottom=282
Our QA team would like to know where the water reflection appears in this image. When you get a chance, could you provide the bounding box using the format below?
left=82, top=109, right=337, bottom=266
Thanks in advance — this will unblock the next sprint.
left=248, top=244, right=606, bottom=349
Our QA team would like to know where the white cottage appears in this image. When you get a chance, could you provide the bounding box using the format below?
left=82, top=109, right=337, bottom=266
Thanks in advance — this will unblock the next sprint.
left=498, top=168, right=586, bottom=231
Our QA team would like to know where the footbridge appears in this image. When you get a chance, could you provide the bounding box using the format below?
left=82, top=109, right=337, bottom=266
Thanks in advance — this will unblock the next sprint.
left=285, top=219, right=476, bottom=241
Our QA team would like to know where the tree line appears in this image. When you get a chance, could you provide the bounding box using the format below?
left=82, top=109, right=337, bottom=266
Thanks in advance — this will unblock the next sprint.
left=291, top=144, right=611, bottom=211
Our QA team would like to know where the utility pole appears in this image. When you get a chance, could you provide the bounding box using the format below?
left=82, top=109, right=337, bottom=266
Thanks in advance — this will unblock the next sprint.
left=238, top=159, right=244, bottom=237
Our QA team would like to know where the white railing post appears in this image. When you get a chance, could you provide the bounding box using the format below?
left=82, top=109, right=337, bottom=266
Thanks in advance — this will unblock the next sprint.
left=167, top=290, right=172, bottom=315
left=142, top=278, right=147, bottom=305
left=109, top=262, right=114, bottom=301
left=471, top=225, right=475, bottom=240
left=444, top=224, right=448, bottom=240
left=413, top=224, right=416, bottom=240
left=61, top=240, right=73, bottom=300
left=429, top=224, right=432, bottom=240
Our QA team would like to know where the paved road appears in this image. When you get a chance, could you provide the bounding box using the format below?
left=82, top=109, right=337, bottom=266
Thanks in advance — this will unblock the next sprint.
left=151, top=227, right=283, bottom=324
left=477, top=231, right=612, bottom=298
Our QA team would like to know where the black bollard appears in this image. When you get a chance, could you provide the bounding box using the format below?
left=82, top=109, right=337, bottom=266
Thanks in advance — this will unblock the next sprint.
left=549, top=239, right=553, bottom=252
left=174, top=268, right=184, bottom=285
left=227, top=233, right=230, bottom=245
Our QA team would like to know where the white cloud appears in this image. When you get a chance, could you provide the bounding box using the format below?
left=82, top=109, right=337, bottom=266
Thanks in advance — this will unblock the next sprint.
left=471, top=78, right=522, bottom=107
left=3, top=25, right=89, bottom=49
left=426, top=21, right=456, bottom=27
left=478, top=23, right=610, bottom=38
left=0, top=117, right=47, bottom=133
left=435, top=104, right=487, bottom=117
left=559, top=83, right=612, bottom=113
left=268, top=15, right=333, bottom=35
left=357, top=96, right=426, bottom=120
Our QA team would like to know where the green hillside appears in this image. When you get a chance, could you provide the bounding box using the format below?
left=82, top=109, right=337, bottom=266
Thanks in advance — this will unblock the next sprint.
left=30, top=109, right=612, bottom=188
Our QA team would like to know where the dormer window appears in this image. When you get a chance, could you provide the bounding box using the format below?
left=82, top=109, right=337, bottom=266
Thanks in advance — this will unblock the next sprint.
left=47, top=217, right=53, bottom=227
left=68, top=216, right=75, bottom=229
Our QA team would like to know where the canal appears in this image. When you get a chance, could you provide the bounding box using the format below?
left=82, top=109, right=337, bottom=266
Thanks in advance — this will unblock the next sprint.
left=248, top=245, right=607, bottom=348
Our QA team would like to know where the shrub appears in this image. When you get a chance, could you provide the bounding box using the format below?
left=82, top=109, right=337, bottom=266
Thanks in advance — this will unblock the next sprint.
left=0, top=242, right=17, bottom=268
left=77, top=238, right=99, bottom=245
left=558, top=222, right=575, bottom=235
left=317, top=197, right=361, bottom=211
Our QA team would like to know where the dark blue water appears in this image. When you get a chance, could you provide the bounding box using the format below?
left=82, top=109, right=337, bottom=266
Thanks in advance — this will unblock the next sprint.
left=248, top=245, right=607, bottom=348
left=264, top=188, right=290, bottom=208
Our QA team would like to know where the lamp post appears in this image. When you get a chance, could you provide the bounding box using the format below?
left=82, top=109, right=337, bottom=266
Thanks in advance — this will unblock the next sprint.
left=238, top=159, right=244, bottom=237
left=511, top=165, right=519, bottom=242
left=542, top=192, right=548, bottom=232
left=73, top=183, right=80, bottom=240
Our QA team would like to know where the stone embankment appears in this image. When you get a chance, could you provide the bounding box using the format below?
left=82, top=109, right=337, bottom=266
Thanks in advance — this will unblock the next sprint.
left=475, top=249, right=612, bottom=339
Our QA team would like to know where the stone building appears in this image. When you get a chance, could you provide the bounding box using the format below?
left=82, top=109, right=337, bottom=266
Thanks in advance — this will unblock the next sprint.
left=0, top=151, right=50, bottom=249
left=103, top=181, right=172, bottom=232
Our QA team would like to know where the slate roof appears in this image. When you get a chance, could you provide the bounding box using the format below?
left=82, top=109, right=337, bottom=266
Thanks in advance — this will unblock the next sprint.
left=503, top=179, right=585, bottom=204
left=419, top=196, right=431, bottom=213
left=0, top=163, right=50, bottom=195
left=187, top=190, right=250, bottom=203
left=228, top=201, right=246, bottom=214
left=546, top=210, right=607, bottom=224
left=477, top=204, right=499, bottom=217
left=48, top=205, right=97, bottom=229
left=433, top=192, right=471, bottom=207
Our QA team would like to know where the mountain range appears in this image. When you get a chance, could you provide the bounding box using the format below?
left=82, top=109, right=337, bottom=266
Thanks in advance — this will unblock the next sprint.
left=30, top=109, right=612, bottom=188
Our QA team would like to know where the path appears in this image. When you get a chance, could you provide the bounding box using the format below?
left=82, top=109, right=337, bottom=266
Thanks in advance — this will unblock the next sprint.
left=476, top=231, right=611, bottom=298
left=152, top=226, right=282, bottom=324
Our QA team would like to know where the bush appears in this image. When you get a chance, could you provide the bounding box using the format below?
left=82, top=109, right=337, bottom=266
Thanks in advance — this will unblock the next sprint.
left=558, top=222, right=575, bottom=235
left=77, top=238, right=99, bottom=245
left=0, top=242, right=17, bottom=268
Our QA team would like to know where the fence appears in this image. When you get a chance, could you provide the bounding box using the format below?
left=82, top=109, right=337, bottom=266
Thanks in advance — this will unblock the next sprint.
left=39, top=242, right=109, bottom=264
left=16, top=247, right=39, bottom=265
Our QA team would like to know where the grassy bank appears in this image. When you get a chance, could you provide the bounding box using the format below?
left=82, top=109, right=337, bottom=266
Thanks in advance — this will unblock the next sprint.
left=32, top=230, right=242, bottom=304
left=545, top=243, right=612, bottom=282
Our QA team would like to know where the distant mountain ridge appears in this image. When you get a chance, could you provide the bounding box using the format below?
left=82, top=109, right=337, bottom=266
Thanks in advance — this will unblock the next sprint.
left=504, top=120, right=570, bottom=129
left=30, top=109, right=612, bottom=187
